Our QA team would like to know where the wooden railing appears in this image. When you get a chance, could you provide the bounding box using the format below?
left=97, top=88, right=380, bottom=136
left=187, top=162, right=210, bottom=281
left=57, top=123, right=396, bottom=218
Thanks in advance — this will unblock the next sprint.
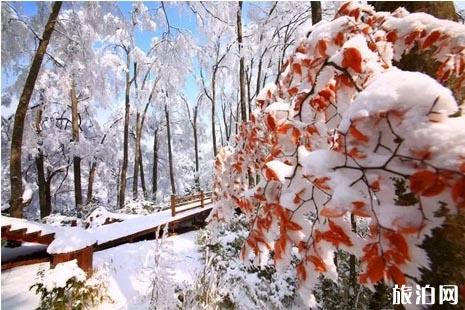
left=170, top=191, right=213, bottom=217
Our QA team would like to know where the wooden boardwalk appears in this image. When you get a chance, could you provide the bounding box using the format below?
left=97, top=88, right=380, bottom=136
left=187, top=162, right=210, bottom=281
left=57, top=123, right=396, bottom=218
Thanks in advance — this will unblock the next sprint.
left=1, top=192, right=213, bottom=272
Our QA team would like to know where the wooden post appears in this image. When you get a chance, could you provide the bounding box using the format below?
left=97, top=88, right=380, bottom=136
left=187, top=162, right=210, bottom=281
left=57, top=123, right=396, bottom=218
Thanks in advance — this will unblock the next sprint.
left=200, top=191, right=204, bottom=208
left=51, top=245, right=94, bottom=275
left=170, top=194, right=176, bottom=217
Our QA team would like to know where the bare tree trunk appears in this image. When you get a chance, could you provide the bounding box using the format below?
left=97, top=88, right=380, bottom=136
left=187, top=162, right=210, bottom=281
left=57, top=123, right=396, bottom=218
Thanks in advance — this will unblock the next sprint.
left=9, top=1, right=62, bottom=218
left=246, top=63, right=252, bottom=119
left=44, top=178, right=52, bottom=215
left=237, top=1, right=247, bottom=122
left=221, top=102, right=230, bottom=142
left=86, top=161, right=96, bottom=205
left=193, top=107, right=200, bottom=191
left=152, top=127, right=159, bottom=199
left=70, top=79, right=82, bottom=210
left=139, top=147, right=147, bottom=198
left=311, top=1, right=322, bottom=24
left=218, top=115, right=225, bottom=147
left=36, top=154, right=49, bottom=218
left=34, top=99, right=50, bottom=218
left=132, top=112, right=141, bottom=199
left=118, top=51, right=131, bottom=209
left=165, top=104, right=176, bottom=195
left=211, top=73, right=218, bottom=157
left=349, top=214, right=357, bottom=292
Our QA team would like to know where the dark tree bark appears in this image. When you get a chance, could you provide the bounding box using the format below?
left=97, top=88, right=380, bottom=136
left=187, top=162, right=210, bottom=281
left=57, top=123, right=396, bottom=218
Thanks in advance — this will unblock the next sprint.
left=193, top=106, right=200, bottom=190
left=152, top=127, right=159, bottom=199
left=9, top=1, right=62, bottom=218
left=34, top=97, right=50, bottom=218
left=132, top=112, right=141, bottom=199
left=237, top=1, right=247, bottom=122
left=86, top=161, right=96, bottom=205
left=70, top=79, right=82, bottom=209
left=311, top=1, right=322, bottom=24
left=117, top=51, right=131, bottom=208
left=211, top=72, right=218, bottom=157
left=36, top=154, right=49, bottom=217
left=139, top=147, right=147, bottom=198
left=132, top=82, right=154, bottom=199
left=165, top=104, right=176, bottom=195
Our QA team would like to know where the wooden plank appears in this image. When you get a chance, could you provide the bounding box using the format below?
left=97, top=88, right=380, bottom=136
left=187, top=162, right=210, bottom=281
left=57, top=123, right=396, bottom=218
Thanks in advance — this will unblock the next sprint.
left=2, top=257, right=50, bottom=271
left=51, top=244, right=94, bottom=274
left=1, top=224, right=11, bottom=235
left=37, top=233, right=55, bottom=245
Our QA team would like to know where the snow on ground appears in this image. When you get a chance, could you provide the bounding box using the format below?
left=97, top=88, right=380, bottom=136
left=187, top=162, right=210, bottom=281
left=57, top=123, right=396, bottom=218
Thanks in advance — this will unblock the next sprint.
left=1, top=230, right=202, bottom=309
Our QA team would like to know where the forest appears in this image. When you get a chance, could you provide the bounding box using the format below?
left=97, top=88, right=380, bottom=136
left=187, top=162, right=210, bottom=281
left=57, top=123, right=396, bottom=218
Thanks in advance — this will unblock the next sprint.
left=1, top=1, right=465, bottom=309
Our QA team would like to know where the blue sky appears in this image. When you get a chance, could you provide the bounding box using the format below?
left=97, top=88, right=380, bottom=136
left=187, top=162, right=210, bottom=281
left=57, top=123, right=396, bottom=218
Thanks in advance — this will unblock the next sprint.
left=17, top=1, right=203, bottom=104
left=6, top=1, right=465, bottom=116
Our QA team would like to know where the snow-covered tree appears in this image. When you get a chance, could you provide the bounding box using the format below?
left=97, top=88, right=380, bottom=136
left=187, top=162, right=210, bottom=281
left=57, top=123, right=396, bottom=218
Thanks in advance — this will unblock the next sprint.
left=210, top=2, right=465, bottom=307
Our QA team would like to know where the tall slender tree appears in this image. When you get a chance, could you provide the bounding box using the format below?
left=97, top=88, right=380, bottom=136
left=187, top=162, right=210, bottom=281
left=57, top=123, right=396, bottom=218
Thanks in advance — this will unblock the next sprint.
left=9, top=1, right=62, bottom=218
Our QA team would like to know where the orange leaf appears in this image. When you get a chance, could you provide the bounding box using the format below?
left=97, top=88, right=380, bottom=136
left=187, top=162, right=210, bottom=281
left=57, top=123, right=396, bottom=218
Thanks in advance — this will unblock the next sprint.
left=293, top=63, right=302, bottom=75
left=306, top=125, right=320, bottom=135
left=317, top=39, right=328, bottom=57
left=307, top=255, right=327, bottom=272
left=410, top=170, right=446, bottom=197
left=386, top=31, right=398, bottom=43
left=296, top=262, right=307, bottom=281
left=352, top=201, right=370, bottom=217
left=452, top=177, right=465, bottom=203
left=277, top=123, right=293, bottom=134
left=367, top=255, right=385, bottom=283
left=264, top=167, right=279, bottom=181
left=342, top=47, right=363, bottom=73
left=337, top=2, right=351, bottom=16
left=287, top=220, right=302, bottom=231
left=388, top=265, right=406, bottom=285
left=322, top=220, right=353, bottom=247
left=334, top=32, right=344, bottom=46
left=232, top=163, right=242, bottom=173
left=384, top=231, right=409, bottom=261
left=314, top=176, right=331, bottom=191
left=371, top=180, right=380, bottom=192
left=349, top=125, right=369, bottom=143
left=321, top=205, right=347, bottom=217
left=288, top=87, right=299, bottom=96
left=422, top=30, right=441, bottom=49
left=266, top=114, right=277, bottom=131
left=291, top=127, right=301, bottom=144
left=296, top=44, right=308, bottom=54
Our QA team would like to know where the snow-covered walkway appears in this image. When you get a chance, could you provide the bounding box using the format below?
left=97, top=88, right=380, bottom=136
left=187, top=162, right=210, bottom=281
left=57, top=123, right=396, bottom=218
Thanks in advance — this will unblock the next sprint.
left=1, top=231, right=203, bottom=309
left=91, top=198, right=212, bottom=246
left=1, top=198, right=212, bottom=254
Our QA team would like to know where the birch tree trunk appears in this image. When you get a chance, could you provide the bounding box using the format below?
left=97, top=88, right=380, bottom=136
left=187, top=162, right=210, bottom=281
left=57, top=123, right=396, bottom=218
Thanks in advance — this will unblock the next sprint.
left=9, top=1, right=62, bottom=218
